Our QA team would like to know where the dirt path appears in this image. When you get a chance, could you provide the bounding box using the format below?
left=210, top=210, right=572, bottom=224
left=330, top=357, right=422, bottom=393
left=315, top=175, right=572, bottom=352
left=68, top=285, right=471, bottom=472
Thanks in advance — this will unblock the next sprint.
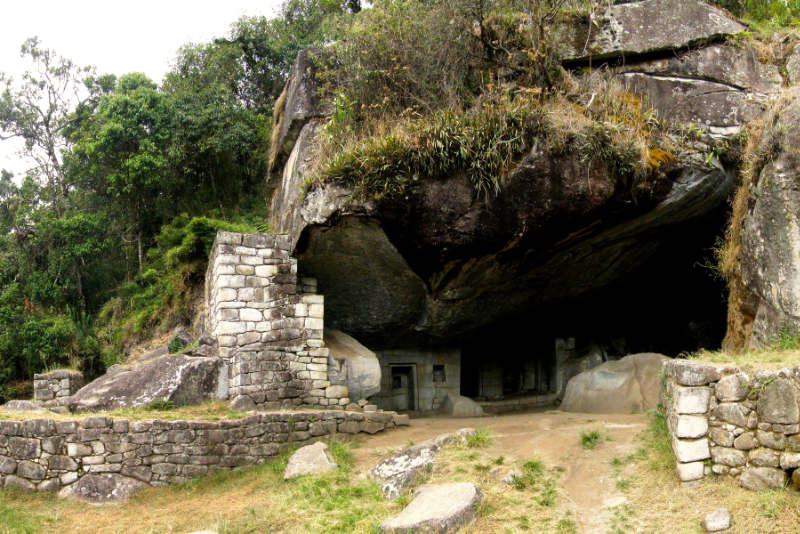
left=353, top=409, right=647, bottom=534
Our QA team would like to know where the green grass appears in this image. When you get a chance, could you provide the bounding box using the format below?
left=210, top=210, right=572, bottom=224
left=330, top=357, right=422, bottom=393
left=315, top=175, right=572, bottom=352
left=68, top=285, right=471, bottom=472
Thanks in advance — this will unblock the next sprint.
left=580, top=429, right=603, bottom=450
left=0, top=493, right=46, bottom=534
left=465, top=428, right=492, bottom=448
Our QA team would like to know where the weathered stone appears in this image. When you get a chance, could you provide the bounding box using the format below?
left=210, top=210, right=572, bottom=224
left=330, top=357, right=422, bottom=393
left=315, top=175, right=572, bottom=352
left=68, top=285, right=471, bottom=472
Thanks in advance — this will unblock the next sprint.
left=325, top=385, right=349, bottom=399
left=558, top=0, right=747, bottom=62
left=561, top=353, right=667, bottom=414
left=674, top=386, right=712, bottom=415
left=283, top=441, right=337, bottom=480
left=0, top=456, right=17, bottom=474
left=2, top=400, right=42, bottom=412
left=715, top=374, right=751, bottom=402
left=8, top=437, right=40, bottom=459
left=780, top=451, right=800, bottom=469
left=324, top=328, right=381, bottom=400
left=710, top=447, right=746, bottom=467
left=379, top=483, right=482, bottom=534
left=669, top=361, right=723, bottom=387
left=58, top=473, right=148, bottom=503
left=713, top=403, right=748, bottom=427
left=369, top=429, right=475, bottom=500
left=4, top=475, right=35, bottom=491
left=17, top=461, right=46, bottom=480
left=675, top=415, right=708, bottom=439
left=738, top=467, right=787, bottom=491
left=748, top=448, right=780, bottom=468
left=441, top=393, right=484, bottom=418
left=69, top=354, right=224, bottom=412
left=733, top=432, right=758, bottom=451
left=757, top=378, right=800, bottom=424
left=708, top=427, right=733, bottom=447
left=676, top=461, right=704, bottom=482
left=756, top=429, right=786, bottom=450
left=703, top=509, right=731, bottom=533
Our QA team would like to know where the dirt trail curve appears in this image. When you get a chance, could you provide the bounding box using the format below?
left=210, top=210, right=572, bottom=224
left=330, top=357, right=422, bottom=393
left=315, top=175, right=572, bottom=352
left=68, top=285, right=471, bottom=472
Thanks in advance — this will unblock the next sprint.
left=352, top=409, right=648, bottom=534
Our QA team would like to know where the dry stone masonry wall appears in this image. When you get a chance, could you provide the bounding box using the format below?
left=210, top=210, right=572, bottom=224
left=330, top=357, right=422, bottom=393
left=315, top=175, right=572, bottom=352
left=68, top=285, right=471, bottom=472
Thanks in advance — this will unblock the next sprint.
left=0, top=410, right=408, bottom=493
left=33, top=370, right=85, bottom=405
left=663, top=359, right=800, bottom=490
left=205, top=231, right=347, bottom=408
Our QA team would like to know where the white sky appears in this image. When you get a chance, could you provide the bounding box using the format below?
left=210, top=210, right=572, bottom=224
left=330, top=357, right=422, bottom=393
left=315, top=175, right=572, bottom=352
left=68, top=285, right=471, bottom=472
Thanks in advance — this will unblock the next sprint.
left=1, top=0, right=284, bottom=177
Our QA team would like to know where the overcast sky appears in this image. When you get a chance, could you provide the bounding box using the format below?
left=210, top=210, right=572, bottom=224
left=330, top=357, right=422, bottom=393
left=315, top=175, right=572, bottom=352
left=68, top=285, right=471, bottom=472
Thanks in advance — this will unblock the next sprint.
left=1, top=0, right=284, bottom=177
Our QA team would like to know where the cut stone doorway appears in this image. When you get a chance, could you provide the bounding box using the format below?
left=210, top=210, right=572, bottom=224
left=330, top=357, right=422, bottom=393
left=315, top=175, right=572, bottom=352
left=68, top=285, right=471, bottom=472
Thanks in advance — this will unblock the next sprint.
left=390, top=364, right=417, bottom=411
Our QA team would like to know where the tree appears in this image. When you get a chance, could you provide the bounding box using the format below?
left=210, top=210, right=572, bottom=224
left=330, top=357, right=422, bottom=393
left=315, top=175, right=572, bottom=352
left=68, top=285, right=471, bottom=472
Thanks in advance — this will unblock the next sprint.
left=0, top=37, right=92, bottom=212
left=67, top=73, right=175, bottom=271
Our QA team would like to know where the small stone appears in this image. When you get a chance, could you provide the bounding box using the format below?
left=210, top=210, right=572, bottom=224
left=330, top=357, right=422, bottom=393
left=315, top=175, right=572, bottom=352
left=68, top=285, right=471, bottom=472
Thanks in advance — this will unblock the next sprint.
left=364, top=404, right=378, bottom=412
left=713, top=403, right=748, bottom=427
left=733, top=432, right=757, bottom=450
left=703, top=509, right=731, bottom=532
left=710, top=447, right=746, bottom=467
left=708, top=427, right=732, bottom=447
left=748, top=448, right=780, bottom=468
left=715, top=374, right=750, bottom=402
left=358, top=399, right=368, bottom=407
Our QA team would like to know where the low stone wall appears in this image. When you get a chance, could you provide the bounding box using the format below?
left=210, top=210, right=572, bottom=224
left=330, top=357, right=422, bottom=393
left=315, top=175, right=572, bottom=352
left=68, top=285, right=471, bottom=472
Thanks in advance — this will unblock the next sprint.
left=33, top=370, right=85, bottom=404
left=0, top=410, right=407, bottom=493
left=663, top=359, right=800, bottom=490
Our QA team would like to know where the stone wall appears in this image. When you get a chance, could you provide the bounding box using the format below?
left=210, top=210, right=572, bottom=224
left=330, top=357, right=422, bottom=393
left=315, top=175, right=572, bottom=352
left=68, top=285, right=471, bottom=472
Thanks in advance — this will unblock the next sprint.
left=0, top=410, right=408, bottom=493
left=33, top=370, right=85, bottom=404
left=205, top=231, right=342, bottom=408
left=374, top=349, right=460, bottom=412
left=663, top=359, right=800, bottom=490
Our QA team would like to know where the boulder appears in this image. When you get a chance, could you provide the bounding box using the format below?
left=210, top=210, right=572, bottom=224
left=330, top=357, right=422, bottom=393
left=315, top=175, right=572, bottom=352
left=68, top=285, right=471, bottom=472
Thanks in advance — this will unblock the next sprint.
left=560, top=353, right=668, bottom=413
left=379, top=483, right=482, bottom=534
left=756, top=377, right=800, bottom=424
left=325, top=328, right=381, bottom=400
left=558, top=0, right=746, bottom=62
left=738, top=467, right=787, bottom=491
left=58, top=474, right=148, bottom=503
left=283, top=442, right=337, bottom=480
left=729, top=88, right=800, bottom=348
left=441, top=393, right=484, bottom=418
left=68, top=354, right=225, bottom=413
left=369, top=429, right=475, bottom=500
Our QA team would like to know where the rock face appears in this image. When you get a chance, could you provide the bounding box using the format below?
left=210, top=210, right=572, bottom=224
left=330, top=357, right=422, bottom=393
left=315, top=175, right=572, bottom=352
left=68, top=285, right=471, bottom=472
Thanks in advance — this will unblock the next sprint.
left=283, top=441, right=338, bottom=480
left=728, top=89, right=800, bottom=348
left=441, top=393, right=484, bottom=418
left=325, top=328, right=381, bottom=401
left=560, top=353, right=667, bottom=413
left=265, top=0, right=774, bottom=352
left=68, top=354, right=225, bottom=413
left=369, top=429, right=475, bottom=500
left=58, top=473, right=148, bottom=503
left=558, top=0, right=746, bottom=62
left=379, top=483, right=482, bottom=534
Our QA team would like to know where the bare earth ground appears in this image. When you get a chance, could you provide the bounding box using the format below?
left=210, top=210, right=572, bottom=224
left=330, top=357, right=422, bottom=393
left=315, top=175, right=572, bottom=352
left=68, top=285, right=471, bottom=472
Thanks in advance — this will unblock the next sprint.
left=2, top=409, right=800, bottom=533
left=353, top=410, right=647, bottom=534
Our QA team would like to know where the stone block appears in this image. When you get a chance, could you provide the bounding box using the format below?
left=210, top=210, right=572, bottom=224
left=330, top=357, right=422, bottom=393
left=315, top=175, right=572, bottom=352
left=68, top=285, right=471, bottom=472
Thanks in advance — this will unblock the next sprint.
left=715, top=374, right=750, bottom=402
left=676, top=461, right=704, bottom=482
left=739, top=467, right=787, bottom=490
left=749, top=447, right=780, bottom=467
left=674, top=386, right=712, bottom=414
left=713, top=403, right=749, bottom=427
left=674, top=415, right=708, bottom=439
left=670, top=361, right=723, bottom=386
left=710, top=446, right=746, bottom=467
left=757, top=377, right=800, bottom=424
left=708, top=427, right=733, bottom=447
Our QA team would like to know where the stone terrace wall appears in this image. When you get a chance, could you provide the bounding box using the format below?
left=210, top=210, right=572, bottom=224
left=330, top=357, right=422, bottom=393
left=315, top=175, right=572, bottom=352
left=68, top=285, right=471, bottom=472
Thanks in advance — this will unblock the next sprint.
left=33, top=370, right=85, bottom=405
left=205, top=231, right=342, bottom=408
left=0, top=410, right=408, bottom=493
left=663, top=359, right=800, bottom=490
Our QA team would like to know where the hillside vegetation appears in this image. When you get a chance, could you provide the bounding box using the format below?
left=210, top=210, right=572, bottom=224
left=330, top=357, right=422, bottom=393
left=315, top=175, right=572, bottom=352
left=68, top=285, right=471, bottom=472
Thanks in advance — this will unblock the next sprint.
left=0, top=0, right=798, bottom=398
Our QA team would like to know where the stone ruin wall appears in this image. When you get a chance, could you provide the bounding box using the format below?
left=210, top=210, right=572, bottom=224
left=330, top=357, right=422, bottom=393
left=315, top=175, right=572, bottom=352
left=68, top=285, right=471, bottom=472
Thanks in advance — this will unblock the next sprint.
left=663, top=359, right=800, bottom=490
left=205, top=231, right=349, bottom=408
left=33, top=370, right=85, bottom=405
left=0, top=410, right=408, bottom=493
